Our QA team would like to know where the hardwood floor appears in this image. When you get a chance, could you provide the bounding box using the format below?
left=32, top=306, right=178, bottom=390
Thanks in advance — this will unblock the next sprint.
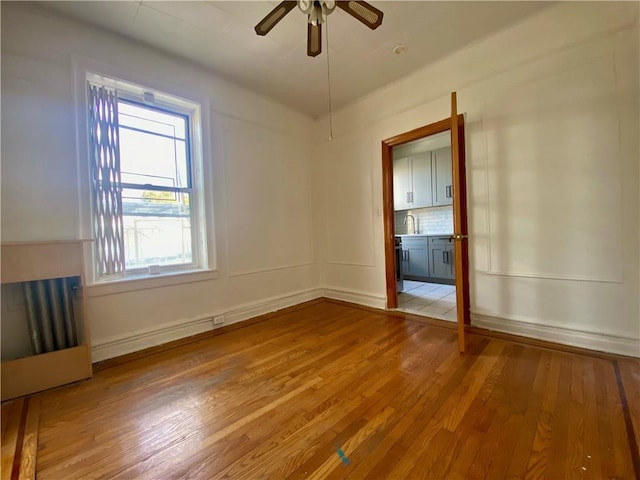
left=1, top=395, right=40, bottom=480
left=4, top=300, right=639, bottom=479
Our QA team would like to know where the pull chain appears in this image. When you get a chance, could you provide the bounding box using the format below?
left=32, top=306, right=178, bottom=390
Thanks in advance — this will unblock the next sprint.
left=325, top=16, right=333, bottom=141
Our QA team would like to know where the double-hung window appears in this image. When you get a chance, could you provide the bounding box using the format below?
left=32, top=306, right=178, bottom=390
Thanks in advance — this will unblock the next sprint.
left=86, top=74, right=207, bottom=282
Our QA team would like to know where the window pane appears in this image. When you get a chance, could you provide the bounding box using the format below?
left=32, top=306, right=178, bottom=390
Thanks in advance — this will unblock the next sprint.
left=118, top=103, right=189, bottom=189
left=122, top=188, right=192, bottom=269
left=119, top=102, right=186, bottom=139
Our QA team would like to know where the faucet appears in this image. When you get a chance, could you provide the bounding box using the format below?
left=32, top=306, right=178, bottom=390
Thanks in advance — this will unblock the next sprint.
left=404, top=214, right=417, bottom=234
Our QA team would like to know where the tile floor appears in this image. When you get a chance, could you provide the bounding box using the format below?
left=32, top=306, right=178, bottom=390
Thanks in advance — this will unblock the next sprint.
left=397, top=280, right=457, bottom=322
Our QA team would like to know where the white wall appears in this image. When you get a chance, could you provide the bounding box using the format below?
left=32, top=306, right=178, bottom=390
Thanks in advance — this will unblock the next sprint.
left=314, top=2, right=639, bottom=356
left=1, top=3, right=318, bottom=361
left=2, top=2, right=638, bottom=360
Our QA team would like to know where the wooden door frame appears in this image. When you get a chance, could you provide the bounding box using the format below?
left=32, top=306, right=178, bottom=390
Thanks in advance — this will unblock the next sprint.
left=381, top=115, right=470, bottom=325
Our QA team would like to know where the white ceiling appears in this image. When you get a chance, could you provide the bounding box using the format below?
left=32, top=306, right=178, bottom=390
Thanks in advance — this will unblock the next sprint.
left=38, top=1, right=550, bottom=118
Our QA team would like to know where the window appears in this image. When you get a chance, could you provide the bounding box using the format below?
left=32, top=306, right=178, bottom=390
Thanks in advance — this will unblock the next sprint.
left=86, top=74, right=207, bottom=282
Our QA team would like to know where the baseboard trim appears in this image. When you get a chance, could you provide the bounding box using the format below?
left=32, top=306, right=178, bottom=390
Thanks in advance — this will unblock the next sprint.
left=91, top=288, right=321, bottom=362
left=318, top=286, right=386, bottom=309
left=471, top=313, right=639, bottom=358
left=91, top=286, right=638, bottom=362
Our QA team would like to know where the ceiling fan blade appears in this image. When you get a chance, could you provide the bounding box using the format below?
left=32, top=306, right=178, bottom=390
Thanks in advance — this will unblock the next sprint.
left=336, top=1, right=383, bottom=30
left=307, top=22, right=322, bottom=57
left=255, top=1, right=297, bottom=36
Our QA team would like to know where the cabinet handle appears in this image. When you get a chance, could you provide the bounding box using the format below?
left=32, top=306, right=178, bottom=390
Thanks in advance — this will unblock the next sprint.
left=446, top=185, right=453, bottom=198
left=406, top=192, right=410, bottom=203
left=442, top=251, right=446, bottom=263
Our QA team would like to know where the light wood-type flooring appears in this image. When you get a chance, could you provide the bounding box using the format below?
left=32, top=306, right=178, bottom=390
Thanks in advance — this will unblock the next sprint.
left=2, top=299, right=639, bottom=479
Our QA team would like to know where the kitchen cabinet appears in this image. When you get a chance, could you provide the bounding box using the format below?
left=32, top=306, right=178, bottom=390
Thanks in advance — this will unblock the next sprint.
left=393, top=156, right=411, bottom=210
left=428, top=236, right=455, bottom=281
left=393, top=152, right=433, bottom=210
left=393, top=149, right=452, bottom=211
left=399, top=235, right=455, bottom=284
left=401, top=237, right=429, bottom=279
left=410, top=153, right=432, bottom=209
left=432, top=147, right=453, bottom=206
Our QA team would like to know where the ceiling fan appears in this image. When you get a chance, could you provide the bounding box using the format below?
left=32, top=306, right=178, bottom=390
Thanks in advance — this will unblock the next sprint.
left=255, top=1, right=384, bottom=57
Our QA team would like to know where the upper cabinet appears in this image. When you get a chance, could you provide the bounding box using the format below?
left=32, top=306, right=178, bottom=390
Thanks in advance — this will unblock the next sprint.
left=393, top=156, right=412, bottom=210
left=393, top=148, right=452, bottom=211
left=410, top=153, right=433, bottom=209
left=431, top=147, right=453, bottom=207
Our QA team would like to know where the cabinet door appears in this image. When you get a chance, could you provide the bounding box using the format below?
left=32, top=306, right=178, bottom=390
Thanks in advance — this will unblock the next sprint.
left=393, top=157, right=411, bottom=210
left=403, top=238, right=429, bottom=278
left=429, top=245, right=449, bottom=279
left=432, top=147, right=453, bottom=206
left=410, top=152, right=433, bottom=209
left=445, top=245, right=455, bottom=279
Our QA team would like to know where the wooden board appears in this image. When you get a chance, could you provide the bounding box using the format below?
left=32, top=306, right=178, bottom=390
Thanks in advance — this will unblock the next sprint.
left=1, top=398, right=24, bottom=480
left=1, top=242, right=85, bottom=284
left=18, top=396, right=40, bottom=480
left=1, top=240, right=93, bottom=400
left=450, top=91, right=468, bottom=353
left=1, top=346, right=92, bottom=401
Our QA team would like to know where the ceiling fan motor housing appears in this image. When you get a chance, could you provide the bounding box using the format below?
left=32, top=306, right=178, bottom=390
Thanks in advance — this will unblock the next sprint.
left=299, top=0, right=336, bottom=25
left=255, top=1, right=383, bottom=57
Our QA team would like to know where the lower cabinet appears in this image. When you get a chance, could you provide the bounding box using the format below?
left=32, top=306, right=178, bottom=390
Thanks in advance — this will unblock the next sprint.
left=428, top=237, right=455, bottom=282
left=402, top=235, right=455, bottom=284
left=402, top=238, right=429, bottom=278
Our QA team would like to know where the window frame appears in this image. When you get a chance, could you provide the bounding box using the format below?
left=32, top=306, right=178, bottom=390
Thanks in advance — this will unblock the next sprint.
left=116, top=97, right=197, bottom=274
left=74, top=61, right=215, bottom=293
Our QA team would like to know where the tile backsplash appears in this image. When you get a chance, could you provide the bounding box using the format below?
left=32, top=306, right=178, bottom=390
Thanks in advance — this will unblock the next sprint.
left=395, top=206, right=453, bottom=235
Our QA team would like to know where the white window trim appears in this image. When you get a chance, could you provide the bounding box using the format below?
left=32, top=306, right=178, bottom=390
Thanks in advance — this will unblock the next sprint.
left=72, top=55, right=217, bottom=291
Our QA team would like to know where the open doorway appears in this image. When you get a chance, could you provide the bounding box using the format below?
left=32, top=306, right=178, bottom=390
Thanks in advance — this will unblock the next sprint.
left=381, top=111, right=470, bottom=342
left=392, top=130, right=457, bottom=320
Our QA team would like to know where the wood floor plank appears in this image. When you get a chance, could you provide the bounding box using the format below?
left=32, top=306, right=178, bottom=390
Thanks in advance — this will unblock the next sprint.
left=565, top=355, right=587, bottom=479
left=544, top=354, right=573, bottom=479
left=17, top=396, right=40, bottom=480
left=601, top=360, right=636, bottom=479
left=503, top=350, right=553, bottom=479
left=484, top=346, right=543, bottom=479
left=1, top=401, right=13, bottom=442
left=581, top=358, right=603, bottom=480
left=10, top=299, right=635, bottom=480
left=524, top=352, right=562, bottom=480
left=1, top=398, right=24, bottom=480
left=617, top=358, right=640, bottom=443
left=615, top=357, right=640, bottom=480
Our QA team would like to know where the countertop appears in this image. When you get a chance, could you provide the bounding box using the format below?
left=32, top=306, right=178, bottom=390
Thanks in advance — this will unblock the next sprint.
left=397, top=233, right=453, bottom=237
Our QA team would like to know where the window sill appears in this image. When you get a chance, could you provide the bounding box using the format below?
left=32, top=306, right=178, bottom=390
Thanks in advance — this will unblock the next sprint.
left=86, top=269, right=218, bottom=298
